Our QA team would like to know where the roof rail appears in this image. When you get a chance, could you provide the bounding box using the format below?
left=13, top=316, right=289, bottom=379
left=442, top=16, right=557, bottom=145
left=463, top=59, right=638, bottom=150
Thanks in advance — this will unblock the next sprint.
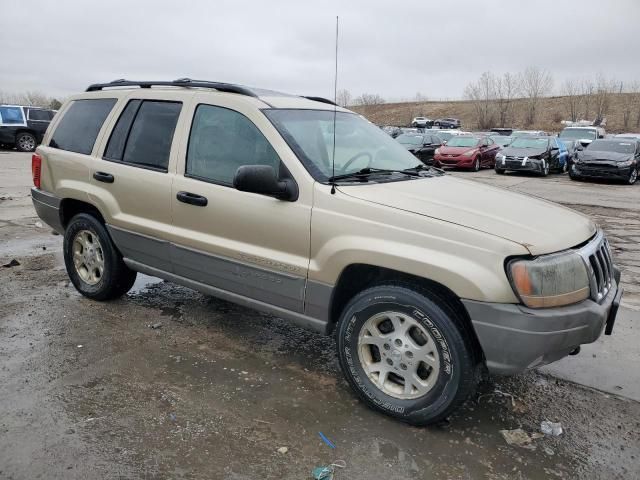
left=302, top=96, right=338, bottom=106
left=85, top=78, right=258, bottom=98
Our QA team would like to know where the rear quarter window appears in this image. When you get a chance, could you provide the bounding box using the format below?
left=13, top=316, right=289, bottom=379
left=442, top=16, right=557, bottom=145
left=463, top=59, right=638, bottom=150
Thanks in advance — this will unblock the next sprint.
left=50, top=99, right=116, bottom=154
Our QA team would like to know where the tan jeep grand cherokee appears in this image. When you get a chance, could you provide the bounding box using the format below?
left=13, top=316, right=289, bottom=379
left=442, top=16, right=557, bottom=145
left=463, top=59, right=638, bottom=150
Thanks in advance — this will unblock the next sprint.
left=31, top=79, right=622, bottom=425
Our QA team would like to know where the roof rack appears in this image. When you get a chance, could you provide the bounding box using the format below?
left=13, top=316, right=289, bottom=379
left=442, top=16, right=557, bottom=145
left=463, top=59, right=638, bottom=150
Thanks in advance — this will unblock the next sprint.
left=85, top=78, right=258, bottom=98
left=302, top=96, right=338, bottom=106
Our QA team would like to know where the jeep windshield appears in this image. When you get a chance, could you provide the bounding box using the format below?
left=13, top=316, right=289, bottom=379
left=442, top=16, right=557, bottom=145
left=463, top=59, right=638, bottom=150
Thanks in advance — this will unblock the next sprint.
left=265, top=109, right=425, bottom=183
left=560, top=128, right=597, bottom=140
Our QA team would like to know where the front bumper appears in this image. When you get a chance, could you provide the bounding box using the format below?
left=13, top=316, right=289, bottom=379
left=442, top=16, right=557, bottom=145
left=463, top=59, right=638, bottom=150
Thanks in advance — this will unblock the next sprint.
left=573, top=164, right=631, bottom=180
left=497, top=157, right=544, bottom=173
left=463, top=277, right=622, bottom=375
left=31, top=188, right=64, bottom=233
left=435, top=156, right=474, bottom=168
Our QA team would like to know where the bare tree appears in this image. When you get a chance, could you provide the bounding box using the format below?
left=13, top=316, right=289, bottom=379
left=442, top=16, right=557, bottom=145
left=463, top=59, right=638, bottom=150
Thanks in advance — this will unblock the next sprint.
left=494, top=72, right=520, bottom=127
left=336, top=89, right=352, bottom=107
left=593, top=74, right=616, bottom=126
left=414, top=92, right=428, bottom=102
left=581, top=78, right=595, bottom=120
left=464, top=72, right=497, bottom=129
left=561, top=78, right=581, bottom=122
left=519, top=67, right=553, bottom=127
left=352, top=93, right=385, bottom=106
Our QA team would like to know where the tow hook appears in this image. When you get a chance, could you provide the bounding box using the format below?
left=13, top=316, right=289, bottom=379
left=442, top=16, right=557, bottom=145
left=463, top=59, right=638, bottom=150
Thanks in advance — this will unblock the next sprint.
left=569, top=346, right=581, bottom=356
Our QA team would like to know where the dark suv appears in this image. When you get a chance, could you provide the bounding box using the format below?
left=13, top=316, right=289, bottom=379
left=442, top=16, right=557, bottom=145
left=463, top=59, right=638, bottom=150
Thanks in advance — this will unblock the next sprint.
left=0, top=105, right=56, bottom=152
left=433, top=118, right=461, bottom=129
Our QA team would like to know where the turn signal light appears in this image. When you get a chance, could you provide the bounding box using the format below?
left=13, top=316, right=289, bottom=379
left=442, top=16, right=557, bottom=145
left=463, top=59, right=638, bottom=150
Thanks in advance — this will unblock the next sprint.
left=32, top=154, right=42, bottom=188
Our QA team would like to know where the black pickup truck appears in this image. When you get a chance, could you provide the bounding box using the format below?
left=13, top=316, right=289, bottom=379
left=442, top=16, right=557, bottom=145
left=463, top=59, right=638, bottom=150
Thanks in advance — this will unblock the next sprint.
left=0, top=105, right=56, bottom=152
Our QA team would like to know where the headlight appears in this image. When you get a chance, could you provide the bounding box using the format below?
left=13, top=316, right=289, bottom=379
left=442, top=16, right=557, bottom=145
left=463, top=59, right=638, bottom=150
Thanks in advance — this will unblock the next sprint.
left=618, top=159, right=634, bottom=167
left=497, top=153, right=505, bottom=160
left=461, top=149, right=475, bottom=157
left=434, top=148, right=440, bottom=155
left=507, top=251, right=590, bottom=308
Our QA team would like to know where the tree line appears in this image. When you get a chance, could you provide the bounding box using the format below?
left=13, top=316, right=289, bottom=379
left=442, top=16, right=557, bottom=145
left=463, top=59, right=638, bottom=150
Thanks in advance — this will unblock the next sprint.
left=0, top=90, right=63, bottom=110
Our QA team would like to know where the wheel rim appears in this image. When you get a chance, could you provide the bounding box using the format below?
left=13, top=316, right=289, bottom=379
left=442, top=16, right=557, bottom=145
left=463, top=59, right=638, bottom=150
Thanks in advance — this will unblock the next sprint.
left=474, top=158, right=479, bottom=171
left=18, top=135, right=35, bottom=151
left=72, top=230, right=105, bottom=285
left=629, top=169, right=637, bottom=184
left=357, top=311, right=441, bottom=400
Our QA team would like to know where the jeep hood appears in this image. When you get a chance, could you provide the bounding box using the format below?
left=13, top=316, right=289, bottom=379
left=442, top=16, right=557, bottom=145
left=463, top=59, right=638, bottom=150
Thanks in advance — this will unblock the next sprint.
left=338, top=176, right=596, bottom=255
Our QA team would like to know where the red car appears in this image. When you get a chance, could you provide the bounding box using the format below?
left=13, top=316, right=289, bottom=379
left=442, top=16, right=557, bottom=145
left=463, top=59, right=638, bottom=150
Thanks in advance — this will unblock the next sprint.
left=433, top=135, right=499, bottom=171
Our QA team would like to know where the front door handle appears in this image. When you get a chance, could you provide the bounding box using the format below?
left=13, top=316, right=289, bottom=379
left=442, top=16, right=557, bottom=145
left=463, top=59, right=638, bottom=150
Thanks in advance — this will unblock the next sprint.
left=93, top=171, right=114, bottom=183
left=176, top=191, right=208, bottom=207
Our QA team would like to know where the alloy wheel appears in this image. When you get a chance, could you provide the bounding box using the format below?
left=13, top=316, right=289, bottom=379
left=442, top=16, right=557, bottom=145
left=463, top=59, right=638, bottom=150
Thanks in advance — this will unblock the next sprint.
left=72, top=230, right=105, bottom=285
left=357, top=311, right=440, bottom=400
left=18, top=135, right=35, bottom=151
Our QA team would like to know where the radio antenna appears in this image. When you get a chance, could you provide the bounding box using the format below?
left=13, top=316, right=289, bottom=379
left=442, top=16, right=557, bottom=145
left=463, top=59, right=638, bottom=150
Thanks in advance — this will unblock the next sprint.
left=330, top=16, right=339, bottom=195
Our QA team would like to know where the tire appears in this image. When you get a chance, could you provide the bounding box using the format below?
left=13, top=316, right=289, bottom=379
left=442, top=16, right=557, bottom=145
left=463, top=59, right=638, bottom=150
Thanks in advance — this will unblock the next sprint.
left=541, top=160, right=549, bottom=177
left=627, top=168, right=638, bottom=185
left=16, top=132, right=37, bottom=152
left=472, top=157, right=480, bottom=172
left=495, top=168, right=505, bottom=174
left=336, top=284, right=479, bottom=425
left=63, top=213, right=137, bottom=300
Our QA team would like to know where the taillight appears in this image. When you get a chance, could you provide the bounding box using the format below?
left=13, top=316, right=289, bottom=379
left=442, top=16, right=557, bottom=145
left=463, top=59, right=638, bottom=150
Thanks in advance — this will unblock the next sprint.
left=32, top=154, right=42, bottom=189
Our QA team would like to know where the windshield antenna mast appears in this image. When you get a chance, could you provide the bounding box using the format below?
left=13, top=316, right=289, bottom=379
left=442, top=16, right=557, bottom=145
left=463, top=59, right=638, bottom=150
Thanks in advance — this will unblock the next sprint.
left=330, top=16, right=339, bottom=195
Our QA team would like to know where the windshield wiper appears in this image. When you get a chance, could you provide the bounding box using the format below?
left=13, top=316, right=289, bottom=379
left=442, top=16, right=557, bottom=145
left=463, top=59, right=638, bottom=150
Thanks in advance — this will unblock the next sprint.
left=404, top=164, right=445, bottom=176
left=329, top=167, right=420, bottom=182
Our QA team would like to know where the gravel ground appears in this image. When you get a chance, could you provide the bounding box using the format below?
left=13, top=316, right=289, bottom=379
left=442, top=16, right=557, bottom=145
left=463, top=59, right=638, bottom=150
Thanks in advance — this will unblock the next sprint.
left=1, top=152, right=639, bottom=479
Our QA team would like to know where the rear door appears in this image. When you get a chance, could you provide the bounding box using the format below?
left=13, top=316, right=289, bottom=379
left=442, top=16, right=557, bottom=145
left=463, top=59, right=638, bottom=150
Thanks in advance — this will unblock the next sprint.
left=25, top=108, right=52, bottom=142
left=87, top=92, right=190, bottom=271
left=168, top=95, right=312, bottom=313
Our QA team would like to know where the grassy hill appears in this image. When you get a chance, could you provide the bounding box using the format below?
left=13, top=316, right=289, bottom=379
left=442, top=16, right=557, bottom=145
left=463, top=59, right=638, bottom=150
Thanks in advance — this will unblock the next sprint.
left=351, top=93, right=640, bottom=134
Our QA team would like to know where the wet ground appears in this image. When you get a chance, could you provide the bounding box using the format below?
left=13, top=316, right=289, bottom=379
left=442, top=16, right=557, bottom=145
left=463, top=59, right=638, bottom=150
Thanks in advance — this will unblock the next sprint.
left=1, top=151, right=640, bottom=479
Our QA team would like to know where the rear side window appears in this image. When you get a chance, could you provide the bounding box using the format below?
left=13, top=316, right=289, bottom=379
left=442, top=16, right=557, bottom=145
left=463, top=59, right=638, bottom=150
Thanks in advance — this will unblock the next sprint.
left=50, top=99, right=116, bottom=154
left=0, top=106, right=25, bottom=125
left=28, top=109, right=52, bottom=121
left=186, top=104, right=280, bottom=185
left=104, top=100, right=181, bottom=171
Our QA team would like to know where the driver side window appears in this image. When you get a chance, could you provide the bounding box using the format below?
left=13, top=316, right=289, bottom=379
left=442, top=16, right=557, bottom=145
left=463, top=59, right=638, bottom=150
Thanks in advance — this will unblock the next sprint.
left=186, top=104, right=281, bottom=186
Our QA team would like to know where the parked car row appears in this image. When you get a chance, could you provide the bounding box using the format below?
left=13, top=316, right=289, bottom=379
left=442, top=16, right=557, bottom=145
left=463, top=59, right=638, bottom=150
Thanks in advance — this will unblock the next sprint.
left=382, top=124, right=640, bottom=184
left=410, top=117, right=461, bottom=129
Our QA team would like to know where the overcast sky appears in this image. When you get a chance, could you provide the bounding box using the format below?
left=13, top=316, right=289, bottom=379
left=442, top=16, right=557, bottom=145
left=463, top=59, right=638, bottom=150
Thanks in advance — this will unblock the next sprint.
left=2, top=0, right=640, bottom=101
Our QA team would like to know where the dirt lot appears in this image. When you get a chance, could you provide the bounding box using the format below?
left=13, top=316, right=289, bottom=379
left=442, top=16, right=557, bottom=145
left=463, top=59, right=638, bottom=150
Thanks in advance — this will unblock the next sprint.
left=1, top=151, right=640, bottom=479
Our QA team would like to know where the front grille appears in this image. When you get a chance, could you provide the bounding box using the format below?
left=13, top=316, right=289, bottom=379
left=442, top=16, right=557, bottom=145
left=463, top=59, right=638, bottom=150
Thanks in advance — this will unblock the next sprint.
left=578, top=164, right=621, bottom=177
left=575, top=231, right=615, bottom=303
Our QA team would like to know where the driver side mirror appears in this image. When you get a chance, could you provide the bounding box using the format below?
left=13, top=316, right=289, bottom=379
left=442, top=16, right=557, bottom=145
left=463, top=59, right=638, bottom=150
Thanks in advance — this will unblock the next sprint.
left=233, top=165, right=298, bottom=201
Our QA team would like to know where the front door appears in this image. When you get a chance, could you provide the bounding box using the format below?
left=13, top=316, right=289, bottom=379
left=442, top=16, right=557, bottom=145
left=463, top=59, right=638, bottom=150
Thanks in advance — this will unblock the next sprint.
left=169, top=100, right=312, bottom=312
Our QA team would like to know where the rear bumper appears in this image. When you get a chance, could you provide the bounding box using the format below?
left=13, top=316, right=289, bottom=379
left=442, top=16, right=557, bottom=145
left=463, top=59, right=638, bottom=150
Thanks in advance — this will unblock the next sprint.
left=31, top=188, right=64, bottom=233
left=463, top=277, right=622, bottom=375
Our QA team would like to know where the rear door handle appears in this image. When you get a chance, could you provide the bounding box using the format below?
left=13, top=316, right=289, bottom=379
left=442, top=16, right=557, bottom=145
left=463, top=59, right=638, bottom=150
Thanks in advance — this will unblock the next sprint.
left=93, top=171, right=114, bottom=183
left=176, top=191, right=208, bottom=207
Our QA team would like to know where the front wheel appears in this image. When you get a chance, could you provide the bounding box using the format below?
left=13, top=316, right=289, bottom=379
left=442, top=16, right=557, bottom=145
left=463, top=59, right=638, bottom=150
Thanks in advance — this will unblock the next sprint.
left=63, top=213, right=137, bottom=300
left=336, top=284, right=479, bottom=425
left=472, top=157, right=480, bottom=172
left=627, top=168, right=638, bottom=185
left=541, top=160, right=549, bottom=177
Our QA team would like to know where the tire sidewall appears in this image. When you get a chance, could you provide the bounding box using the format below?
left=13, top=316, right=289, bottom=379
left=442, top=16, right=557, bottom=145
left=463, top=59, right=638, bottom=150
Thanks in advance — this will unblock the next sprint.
left=473, top=157, right=480, bottom=171
left=63, top=214, right=118, bottom=298
left=337, top=287, right=468, bottom=424
left=16, top=132, right=36, bottom=152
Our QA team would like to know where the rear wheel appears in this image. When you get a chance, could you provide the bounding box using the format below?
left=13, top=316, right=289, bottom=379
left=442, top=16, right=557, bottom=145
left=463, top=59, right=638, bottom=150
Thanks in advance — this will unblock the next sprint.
left=336, top=284, right=478, bottom=425
left=63, top=213, right=137, bottom=300
left=16, top=132, right=36, bottom=152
